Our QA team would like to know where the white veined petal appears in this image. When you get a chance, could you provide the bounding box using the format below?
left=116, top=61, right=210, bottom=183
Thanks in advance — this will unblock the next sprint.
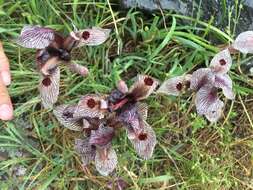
left=89, top=124, right=115, bottom=147
left=157, top=75, right=185, bottom=96
left=210, top=49, right=232, bottom=74
left=190, top=68, right=214, bottom=91
left=72, top=27, right=111, bottom=47
left=214, top=74, right=235, bottom=100
left=95, top=146, right=117, bottom=176
left=53, top=104, right=83, bottom=131
left=128, top=120, right=156, bottom=160
left=129, top=75, right=159, bottom=100
left=75, top=138, right=96, bottom=166
left=136, top=102, right=148, bottom=120
left=16, top=25, right=55, bottom=49
left=232, top=31, right=253, bottom=54
left=39, top=66, right=60, bottom=109
left=195, top=85, right=218, bottom=115
left=73, top=94, right=105, bottom=119
left=204, top=99, right=224, bottom=123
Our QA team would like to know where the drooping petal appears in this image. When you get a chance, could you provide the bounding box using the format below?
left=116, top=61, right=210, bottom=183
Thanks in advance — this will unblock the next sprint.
left=127, top=120, right=156, bottom=160
left=89, top=124, right=115, bottom=148
left=190, top=68, right=215, bottom=91
left=118, top=104, right=143, bottom=135
left=53, top=104, right=83, bottom=131
left=214, top=74, right=235, bottom=99
left=73, top=94, right=105, bottom=119
left=39, top=66, right=60, bottom=109
left=204, top=99, right=224, bottom=123
left=157, top=75, right=185, bottom=96
left=95, top=146, right=117, bottom=176
left=129, top=75, right=159, bottom=101
left=75, top=138, right=96, bottom=166
left=195, top=85, right=218, bottom=115
left=210, top=49, right=232, bottom=74
left=67, top=62, right=89, bottom=76
left=136, top=103, right=148, bottom=120
left=16, top=25, right=55, bottom=49
left=70, top=27, right=111, bottom=47
left=232, top=31, right=253, bottom=54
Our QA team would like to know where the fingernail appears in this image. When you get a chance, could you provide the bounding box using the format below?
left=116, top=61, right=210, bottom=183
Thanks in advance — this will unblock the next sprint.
left=1, top=71, right=11, bottom=86
left=0, top=104, right=13, bottom=120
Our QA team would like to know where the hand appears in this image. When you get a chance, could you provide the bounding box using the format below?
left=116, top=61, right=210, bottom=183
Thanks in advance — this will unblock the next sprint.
left=0, top=41, right=13, bottom=120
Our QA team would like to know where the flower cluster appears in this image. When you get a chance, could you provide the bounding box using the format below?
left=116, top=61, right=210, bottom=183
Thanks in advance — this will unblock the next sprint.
left=158, top=48, right=235, bottom=122
left=17, top=25, right=110, bottom=108
left=53, top=75, right=158, bottom=176
left=157, top=30, right=253, bottom=122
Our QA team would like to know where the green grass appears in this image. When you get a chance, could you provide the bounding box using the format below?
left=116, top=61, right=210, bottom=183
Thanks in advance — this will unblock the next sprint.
left=0, top=0, right=253, bottom=189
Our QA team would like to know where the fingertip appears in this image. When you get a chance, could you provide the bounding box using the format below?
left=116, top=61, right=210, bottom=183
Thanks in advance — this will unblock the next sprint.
left=0, top=104, right=13, bottom=121
left=1, top=71, right=11, bottom=86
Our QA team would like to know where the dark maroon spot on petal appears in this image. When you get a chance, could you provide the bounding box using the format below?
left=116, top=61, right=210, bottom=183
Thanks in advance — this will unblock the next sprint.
left=87, top=98, right=96, bottom=108
left=219, top=59, right=226, bottom=66
left=176, top=82, right=183, bottom=91
left=42, top=77, right=51, bottom=86
left=138, top=133, right=148, bottom=141
left=144, top=77, right=154, bottom=86
left=185, top=81, right=191, bottom=89
left=63, top=111, right=73, bottom=118
left=82, top=31, right=90, bottom=40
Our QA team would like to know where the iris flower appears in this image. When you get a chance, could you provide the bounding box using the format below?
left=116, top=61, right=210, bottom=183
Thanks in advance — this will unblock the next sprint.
left=17, top=25, right=110, bottom=108
left=158, top=49, right=234, bottom=122
left=53, top=75, right=158, bottom=175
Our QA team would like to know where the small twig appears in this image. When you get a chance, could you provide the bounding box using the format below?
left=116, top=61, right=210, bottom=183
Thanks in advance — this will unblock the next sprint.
left=239, top=95, right=253, bottom=128
left=107, top=0, right=121, bottom=55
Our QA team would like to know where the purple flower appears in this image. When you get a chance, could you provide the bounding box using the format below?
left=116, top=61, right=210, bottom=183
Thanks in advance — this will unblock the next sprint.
left=17, top=25, right=110, bottom=108
left=157, top=74, right=192, bottom=95
left=74, top=124, right=117, bottom=176
left=232, top=31, right=253, bottom=54
left=107, top=75, right=158, bottom=159
left=158, top=49, right=234, bottom=123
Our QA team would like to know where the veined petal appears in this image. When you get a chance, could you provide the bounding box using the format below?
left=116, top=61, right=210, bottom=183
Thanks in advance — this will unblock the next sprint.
left=73, top=94, right=105, bottom=119
left=127, top=120, right=156, bottom=159
left=129, top=75, right=159, bottom=101
left=195, top=85, right=218, bottom=115
left=210, top=49, right=232, bottom=74
left=157, top=75, right=185, bottom=96
left=89, top=124, right=115, bottom=148
left=214, top=74, right=235, bottom=99
left=95, top=146, right=117, bottom=176
left=39, top=66, right=60, bottom=109
left=71, top=27, right=111, bottom=47
left=75, top=138, right=96, bottom=166
left=190, top=68, right=215, bottom=91
left=136, top=103, right=148, bottom=120
left=16, top=25, right=55, bottom=49
left=118, top=104, right=143, bottom=135
left=204, top=99, right=224, bottom=123
left=232, top=31, right=253, bottom=54
left=53, top=104, right=83, bottom=131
